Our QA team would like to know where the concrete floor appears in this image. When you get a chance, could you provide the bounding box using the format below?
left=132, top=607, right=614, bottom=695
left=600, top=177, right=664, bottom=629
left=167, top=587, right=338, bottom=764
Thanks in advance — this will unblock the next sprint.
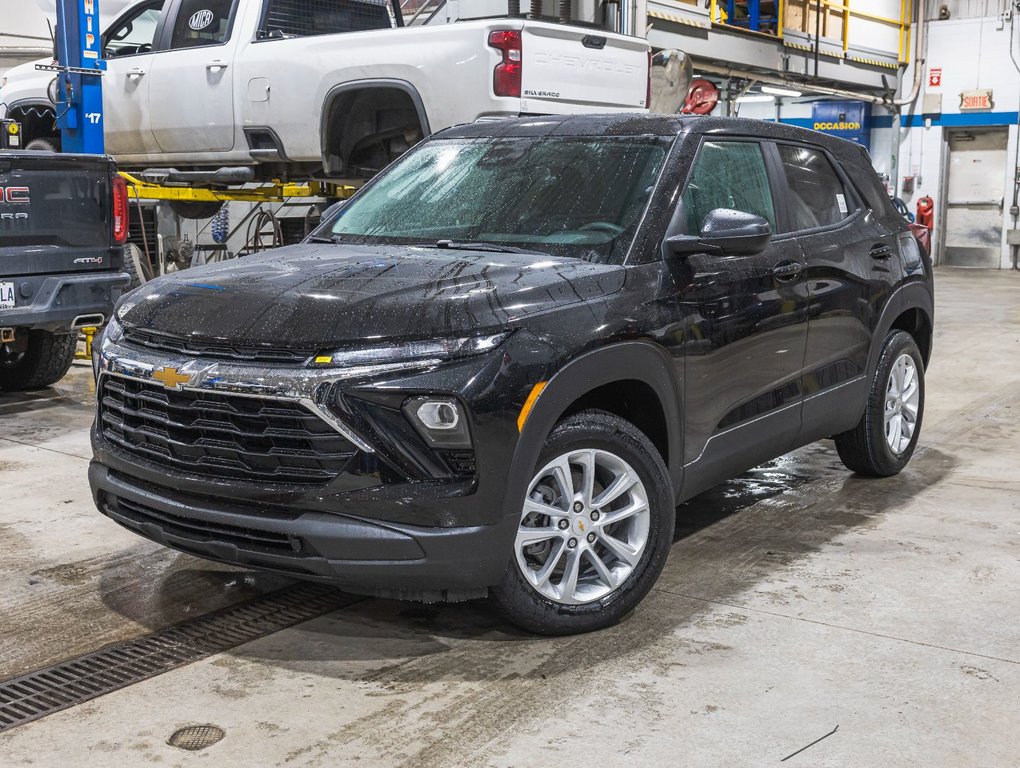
left=0, top=268, right=1018, bottom=767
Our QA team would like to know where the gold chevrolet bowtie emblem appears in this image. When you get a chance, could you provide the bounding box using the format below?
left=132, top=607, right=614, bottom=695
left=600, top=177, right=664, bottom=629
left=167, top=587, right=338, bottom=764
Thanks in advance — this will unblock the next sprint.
left=152, top=366, right=191, bottom=390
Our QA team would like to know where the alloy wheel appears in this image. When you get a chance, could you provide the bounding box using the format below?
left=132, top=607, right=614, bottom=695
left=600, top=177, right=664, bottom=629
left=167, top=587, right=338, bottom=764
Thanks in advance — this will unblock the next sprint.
left=884, top=352, right=920, bottom=454
left=515, top=448, right=650, bottom=605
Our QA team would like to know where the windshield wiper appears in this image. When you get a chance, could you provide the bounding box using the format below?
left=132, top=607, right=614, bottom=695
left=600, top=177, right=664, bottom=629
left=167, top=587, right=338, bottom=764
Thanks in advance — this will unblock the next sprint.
left=433, top=239, right=547, bottom=255
left=307, top=234, right=345, bottom=244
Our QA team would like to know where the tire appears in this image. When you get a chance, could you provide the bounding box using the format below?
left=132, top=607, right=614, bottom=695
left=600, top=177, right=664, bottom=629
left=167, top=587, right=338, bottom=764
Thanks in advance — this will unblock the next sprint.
left=835, top=330, right=925, bottom=477
left=492, top=411, right=674, bottom=635
left=24, top=137, right=59, bottom=152
left=123, top=243, right=148, bottom=290
left=0, top=330, right=78, bottom=391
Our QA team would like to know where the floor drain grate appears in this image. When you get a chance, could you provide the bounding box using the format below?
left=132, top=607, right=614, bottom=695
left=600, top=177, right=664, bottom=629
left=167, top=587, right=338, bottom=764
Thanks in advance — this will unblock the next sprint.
left=0, top=583, right=360, bottom=733
left=168, top=724, right=226, bottom=751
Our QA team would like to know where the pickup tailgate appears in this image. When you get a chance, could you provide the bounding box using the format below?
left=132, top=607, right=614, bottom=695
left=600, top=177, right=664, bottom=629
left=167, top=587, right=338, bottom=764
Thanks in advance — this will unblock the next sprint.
left=0, top=152, right=117, bottom=277
left=520, top=23, right=649, bottom=111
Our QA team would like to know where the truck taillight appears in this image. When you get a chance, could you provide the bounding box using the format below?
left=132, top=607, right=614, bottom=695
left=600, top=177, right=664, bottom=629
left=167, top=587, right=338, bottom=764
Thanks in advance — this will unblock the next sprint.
left=488, top=30, right=522, bottom=98
left=646, top=50, right=652, bottom=110
left=112, top=174, right=128, bottom=244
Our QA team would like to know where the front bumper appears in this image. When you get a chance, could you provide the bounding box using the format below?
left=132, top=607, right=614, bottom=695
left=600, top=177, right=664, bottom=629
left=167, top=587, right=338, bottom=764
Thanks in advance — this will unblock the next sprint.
left=90, top=330, right=531, bottom=595
left=0, top=272, right=130, bottom=332
left=90, top=461, right=516, bottom=598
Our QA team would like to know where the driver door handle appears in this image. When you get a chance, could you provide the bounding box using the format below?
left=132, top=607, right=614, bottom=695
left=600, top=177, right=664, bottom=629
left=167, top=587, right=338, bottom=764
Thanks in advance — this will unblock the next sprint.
left=772, top=261, right=803, bottom=281
left=127, top=68, right=146, bottom=78
left=206, top=61, right=229, bottom=71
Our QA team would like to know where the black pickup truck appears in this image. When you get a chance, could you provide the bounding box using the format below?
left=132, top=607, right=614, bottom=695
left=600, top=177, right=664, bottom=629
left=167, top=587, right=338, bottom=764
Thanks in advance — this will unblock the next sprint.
left=1, top=152, right=130, bottom=391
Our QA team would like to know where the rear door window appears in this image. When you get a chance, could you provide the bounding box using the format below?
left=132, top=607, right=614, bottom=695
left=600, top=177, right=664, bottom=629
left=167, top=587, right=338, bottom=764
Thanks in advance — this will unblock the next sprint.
left=258, top=0, right=396, bottom=38
left=169, top=0, right=236, bottom=49
left=776, top=144, right=856, bottom=231
left=683, top=141, right=777, bottom=233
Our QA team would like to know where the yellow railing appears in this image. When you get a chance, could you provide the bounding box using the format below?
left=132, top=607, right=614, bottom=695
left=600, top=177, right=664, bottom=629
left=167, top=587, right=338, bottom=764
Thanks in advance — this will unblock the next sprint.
left=705, top=0, right=911, bottom=63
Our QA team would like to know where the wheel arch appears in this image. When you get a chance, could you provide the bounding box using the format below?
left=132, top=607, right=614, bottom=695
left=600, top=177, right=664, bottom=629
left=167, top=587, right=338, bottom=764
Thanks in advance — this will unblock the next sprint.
left=319, top=79, right=430, bottom=177
left=868, top=281, right=934, bottom=380
left=502, top=341, right=683, bottom=520
left=6, top=100, right=59, bottom=148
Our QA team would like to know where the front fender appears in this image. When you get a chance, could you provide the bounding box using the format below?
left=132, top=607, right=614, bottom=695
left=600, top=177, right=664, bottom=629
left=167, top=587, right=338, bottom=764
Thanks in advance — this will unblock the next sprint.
left=500, top=340, right=683, bottom=521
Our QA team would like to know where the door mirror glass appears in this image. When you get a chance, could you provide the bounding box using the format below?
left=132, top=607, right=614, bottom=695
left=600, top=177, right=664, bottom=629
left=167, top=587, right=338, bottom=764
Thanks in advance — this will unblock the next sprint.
left=667, top=208, right=772, bottom=256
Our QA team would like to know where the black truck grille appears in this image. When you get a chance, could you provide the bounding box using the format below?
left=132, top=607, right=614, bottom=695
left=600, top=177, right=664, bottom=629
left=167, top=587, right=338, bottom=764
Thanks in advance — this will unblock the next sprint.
left=121, top=327, right=316, bottom=365
left=99, top=376, right=357, bottom=485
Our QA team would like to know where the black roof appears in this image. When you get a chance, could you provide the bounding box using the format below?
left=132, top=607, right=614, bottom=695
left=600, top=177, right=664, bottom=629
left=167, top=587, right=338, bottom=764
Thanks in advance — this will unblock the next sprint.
left=437, top=113, right=871, bottom=162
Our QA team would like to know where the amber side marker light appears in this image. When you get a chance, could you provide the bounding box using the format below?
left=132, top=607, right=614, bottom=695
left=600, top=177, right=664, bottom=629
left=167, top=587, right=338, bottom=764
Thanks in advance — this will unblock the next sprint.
left=517, top=381, right=547, bottom=432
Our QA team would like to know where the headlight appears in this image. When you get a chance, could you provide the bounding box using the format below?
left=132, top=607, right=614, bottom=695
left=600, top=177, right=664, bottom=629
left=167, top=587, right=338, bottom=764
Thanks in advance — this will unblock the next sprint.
left=311, top=331, right=510, bottom=369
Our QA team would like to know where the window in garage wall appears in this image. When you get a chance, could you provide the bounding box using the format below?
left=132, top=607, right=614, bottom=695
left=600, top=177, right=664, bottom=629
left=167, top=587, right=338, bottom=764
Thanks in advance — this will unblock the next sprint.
left=258, top=0, right=396, bottom=39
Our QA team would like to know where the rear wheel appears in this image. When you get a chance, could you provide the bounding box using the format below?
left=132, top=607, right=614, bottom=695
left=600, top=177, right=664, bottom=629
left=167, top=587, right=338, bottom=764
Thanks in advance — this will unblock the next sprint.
left=493, top=411, right=674, bottom=635
left=24, top=137, right=59, bottom=152
left=0, top=330, right=78, bottom=391
left=835, top=330, right=925, bottom=476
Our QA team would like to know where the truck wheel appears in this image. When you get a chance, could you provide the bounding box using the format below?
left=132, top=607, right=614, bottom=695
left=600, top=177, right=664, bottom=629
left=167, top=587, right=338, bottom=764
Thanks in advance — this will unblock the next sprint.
left=835, top=330, right=925, bottom=477
left=0, top=330, right=78, bottom=391
left=123, top=243, right=149, bottom=290
left=493, top=411, right=674, bottom=635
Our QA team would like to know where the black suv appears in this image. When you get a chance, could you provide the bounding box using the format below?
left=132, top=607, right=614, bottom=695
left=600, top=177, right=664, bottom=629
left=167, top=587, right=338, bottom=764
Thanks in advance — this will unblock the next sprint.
left=90, top=115, right=933, bottom=635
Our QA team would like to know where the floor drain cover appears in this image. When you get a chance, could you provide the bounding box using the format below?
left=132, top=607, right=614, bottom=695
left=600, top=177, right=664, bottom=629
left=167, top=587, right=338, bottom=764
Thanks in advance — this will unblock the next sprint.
left=168, top=724, right=225, bottom=751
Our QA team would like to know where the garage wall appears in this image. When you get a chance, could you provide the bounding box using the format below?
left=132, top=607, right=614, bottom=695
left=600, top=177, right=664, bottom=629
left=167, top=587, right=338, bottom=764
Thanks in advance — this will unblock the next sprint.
left=897, top=13, right=1020, bottom=267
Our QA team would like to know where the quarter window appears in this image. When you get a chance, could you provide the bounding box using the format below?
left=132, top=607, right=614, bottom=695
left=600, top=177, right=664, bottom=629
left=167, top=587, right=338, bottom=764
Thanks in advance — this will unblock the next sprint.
left=684, top=141, right=777, bottom=234
left=169, top=0, right=236, bottom=49
left=777, top=144, right=854, bottom=231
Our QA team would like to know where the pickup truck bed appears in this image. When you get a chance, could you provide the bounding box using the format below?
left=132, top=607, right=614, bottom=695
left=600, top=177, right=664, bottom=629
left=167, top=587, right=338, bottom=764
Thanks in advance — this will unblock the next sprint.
left=1, top=152, right=129, bottom=391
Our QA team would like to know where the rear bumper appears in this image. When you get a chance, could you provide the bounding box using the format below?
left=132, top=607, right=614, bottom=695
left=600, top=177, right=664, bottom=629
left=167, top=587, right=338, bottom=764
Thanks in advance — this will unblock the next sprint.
left=89, top=461, right=517, bottom=600
left=0, top=272, right=130, bottom=332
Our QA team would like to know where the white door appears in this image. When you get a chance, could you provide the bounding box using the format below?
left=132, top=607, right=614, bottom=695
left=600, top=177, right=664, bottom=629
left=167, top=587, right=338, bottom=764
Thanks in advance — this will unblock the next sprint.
left=943, top=129, right=1007, bottom=268
left=146, top=0, right=237, bottom=153
left=101, top=1, right=164, bottom=155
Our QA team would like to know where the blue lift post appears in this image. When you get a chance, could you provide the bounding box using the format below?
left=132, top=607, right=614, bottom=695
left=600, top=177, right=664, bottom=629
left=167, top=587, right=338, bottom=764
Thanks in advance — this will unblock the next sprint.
left=53, top=0, right=106, bottom=154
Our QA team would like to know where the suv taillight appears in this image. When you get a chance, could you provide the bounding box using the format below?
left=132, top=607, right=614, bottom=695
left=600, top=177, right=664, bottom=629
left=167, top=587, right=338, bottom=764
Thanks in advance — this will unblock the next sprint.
left=488, top=30, right=522, bottom=98
left=112, top=174, right=128, bottom=244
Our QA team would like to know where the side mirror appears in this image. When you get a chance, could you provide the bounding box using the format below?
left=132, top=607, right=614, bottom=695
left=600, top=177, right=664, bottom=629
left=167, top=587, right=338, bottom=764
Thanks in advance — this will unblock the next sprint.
left=667, top=208, right=773, bottom=257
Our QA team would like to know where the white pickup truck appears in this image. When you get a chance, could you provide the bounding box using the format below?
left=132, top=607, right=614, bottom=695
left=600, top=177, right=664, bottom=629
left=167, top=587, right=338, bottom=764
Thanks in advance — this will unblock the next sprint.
left=0, top=0, right=649, bottom=182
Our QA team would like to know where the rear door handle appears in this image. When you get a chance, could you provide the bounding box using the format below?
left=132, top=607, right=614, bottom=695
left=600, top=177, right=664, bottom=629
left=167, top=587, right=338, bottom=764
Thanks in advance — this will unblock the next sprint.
left=870, top=244, right=894, bottom=259
left=772, top=261, right=803, bottom=281
left=127, top=68, right=146, bottom=78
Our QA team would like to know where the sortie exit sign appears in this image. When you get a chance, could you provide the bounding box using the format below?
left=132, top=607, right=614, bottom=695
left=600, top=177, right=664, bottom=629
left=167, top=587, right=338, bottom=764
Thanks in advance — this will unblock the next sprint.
left=959, top=89, right=994, bottom=111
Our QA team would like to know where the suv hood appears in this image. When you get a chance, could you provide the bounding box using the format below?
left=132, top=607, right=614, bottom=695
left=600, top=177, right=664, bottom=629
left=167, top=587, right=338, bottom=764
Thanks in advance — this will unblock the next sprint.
left=118, top=244, right=626, bottom=350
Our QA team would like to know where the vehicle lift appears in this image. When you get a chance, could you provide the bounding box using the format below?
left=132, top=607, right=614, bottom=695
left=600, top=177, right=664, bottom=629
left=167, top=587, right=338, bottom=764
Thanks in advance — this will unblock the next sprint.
left=48, top=0, right=351, bottom=358
left=49, top=0, right=350, bottom=232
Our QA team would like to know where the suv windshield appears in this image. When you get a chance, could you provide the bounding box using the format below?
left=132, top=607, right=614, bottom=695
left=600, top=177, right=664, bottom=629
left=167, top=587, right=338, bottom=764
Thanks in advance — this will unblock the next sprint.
left=324, top=136, right=672, bottom=263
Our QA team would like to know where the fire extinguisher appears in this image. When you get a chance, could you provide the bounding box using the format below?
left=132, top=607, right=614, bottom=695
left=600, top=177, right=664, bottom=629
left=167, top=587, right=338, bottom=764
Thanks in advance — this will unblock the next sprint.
left=916, top=196, right=935, bottom=230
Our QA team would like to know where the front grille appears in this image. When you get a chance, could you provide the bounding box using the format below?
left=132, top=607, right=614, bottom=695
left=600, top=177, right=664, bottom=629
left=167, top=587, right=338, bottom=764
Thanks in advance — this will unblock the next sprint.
left=121, top=327, right=316, bottom=365
left=111, top=496, right=298, bottom=557
left=100, top=376, right=357, bottom=485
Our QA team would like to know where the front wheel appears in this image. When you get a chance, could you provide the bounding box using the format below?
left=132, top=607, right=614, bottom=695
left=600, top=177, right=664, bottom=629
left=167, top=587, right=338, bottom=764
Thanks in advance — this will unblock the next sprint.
left=492, top=411, right=674, bottom=635
left=835, top=330, right=925, bottom=477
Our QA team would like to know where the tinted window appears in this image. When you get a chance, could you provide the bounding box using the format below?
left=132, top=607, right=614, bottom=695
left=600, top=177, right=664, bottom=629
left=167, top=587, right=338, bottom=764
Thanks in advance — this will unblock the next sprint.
left=169, top=0, right=235, bottom=49
left=104, top=3, right=162, bottom=57
left=259, top=0, right=394, bottom=38
left=684, top=141, right=777, bottom=233
left=777, top=144, right=854, bottom=231
left=326, top=136, right=671, bottom=264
